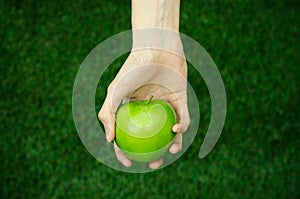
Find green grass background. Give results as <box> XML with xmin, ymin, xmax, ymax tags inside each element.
<box><xmin>1</xmin><ymin>0</ymin><xmax>299</xmax><ymax>198</ymax></box>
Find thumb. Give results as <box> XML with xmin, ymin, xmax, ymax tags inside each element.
<box><xmin>98</xmin><ymin>66</ymin><xmax>154</xmax><ymax>142</ymax></box>
<box><xmin>98</xmin><ymin>94</ymin><xmax>116</xmax><ymax>142</ymax></box>
<box><xmin>98</xmin><ymin>81</ymin><xmax>132</xmax><ymax>142</ymax></box>
<box><xmin>98</xmin><ymin>81</ymin><xmax>128</xmax><ymax>142</ymax></box>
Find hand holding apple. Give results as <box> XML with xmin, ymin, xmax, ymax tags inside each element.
<box><xmin>98</xmin><ymin>49</ymin><xmax>190</xmax><ymax>169</ymax></box>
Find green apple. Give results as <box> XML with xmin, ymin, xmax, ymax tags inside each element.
<box><xmin>115</xmin><ymin>97</ymin><xmax>176</xmax><ymax>162</ymax></box>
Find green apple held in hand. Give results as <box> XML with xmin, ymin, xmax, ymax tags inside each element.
<box><xmin>115</xmin><ymin>96</ymin><xmax>176</xmax><ymax>162</ymax></box>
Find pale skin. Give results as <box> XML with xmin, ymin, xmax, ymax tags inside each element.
<box><xmin>98</xmin><ymin>0</ymin><xmax>190</xmax><ymax>169</ymax></box>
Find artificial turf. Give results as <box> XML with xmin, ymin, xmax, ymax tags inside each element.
<box><xmin>1</xmin><ymin>0</ymin><xmax>299</xmax><ymax>198</ymax></box>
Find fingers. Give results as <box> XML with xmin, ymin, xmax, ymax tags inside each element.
<box><xmin>169</xmin><ymin>133</ymin><xmax>182</xmax><ymax>154</ymax></box>
<box><xmin>149</xmin><ymin>134</ymin><xmax>182</xmax><ymax>169</ymax></box>
<box><xmin>168</xmin><ymin>102</ymin><xmax>189</xmax><ymax>155</ymax></box>
<box><xmin>113</xmin><ymin>142</ymin><xmax>132</xmax><ymax>167</ymax></box>
<box><xmin>114</xmin><ymin>141</ymin><xmax>164</xmax><ymax>169</ymax></box>
<box><xmin>98</xmin><ymin>79</ymin><xmax>137</xmax><ymax>142</ymax></box>
<box><xmin>149</xmin><ymin>158</ymin><xmax>163</xmax><ymax>170</ymax></box>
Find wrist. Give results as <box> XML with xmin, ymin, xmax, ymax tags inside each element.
<box><xmin>132</xmin><ymin>28</ymin><xmax>184</xmax><ymax>59</ymax></box>
<box><xmin>131</xmin><ymin>0</ymin><xmax>180</xmax><ymax>31</ymax></box>
<box><xmin>130</xmin><ymin>0</ymin><xmax>185</xmax><ymax>66</ymax></box>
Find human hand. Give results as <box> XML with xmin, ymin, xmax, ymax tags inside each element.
<box><xmin>98</xmin><ymin>45</ymin><xmax>190</xmax><ymax>169</ymax></box>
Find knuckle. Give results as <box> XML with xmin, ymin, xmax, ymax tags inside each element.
<box><xmin>182</xmin><ymin>120</ymin><xmax>190</xmax><ymax>133</ymax></box>
<box><xmin>107</xmin><ymin>82</ymin><xmax>116</xmax><ymax>93</ymax></box>
<box><xmin>186</xmin><ymin>116</ymin><xmax>191</xmax><ymax>127</ymax></box>
<box><xmin>98</xmin><ymin>110</ymin><xmax>106</xmax><ymax>121</ymax></box>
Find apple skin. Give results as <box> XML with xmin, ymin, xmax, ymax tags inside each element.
<box><xmin>115</xmin><ymin>99</ymin><xmax>176</xmax><ymax>162</ymax></box>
